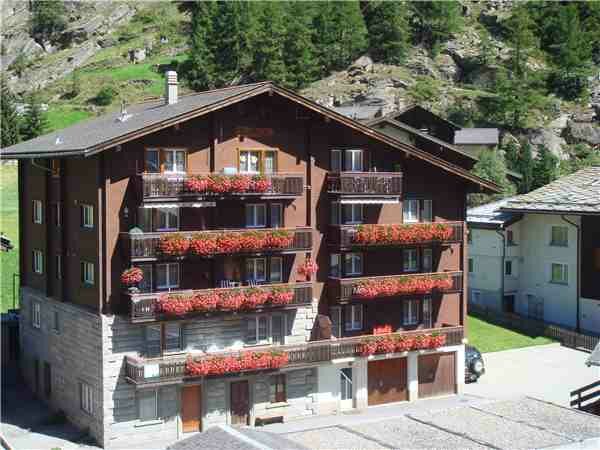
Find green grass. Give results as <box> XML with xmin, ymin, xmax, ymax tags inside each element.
<box><xmin>46</xmin><ymin>106</ymin><xmax>93</xmax><ymax>132</ymax></box>
<box><xmin>467</xmin><ymin>314</ymin><xmax>555</xmax><ymax>353</ymax></box>
<box><xmin>0</xmin><ymin>165</ymin><xmax>19</xmax><ymax>312</ymax></box>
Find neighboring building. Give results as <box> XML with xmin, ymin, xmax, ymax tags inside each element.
<box><xmin>453</xmin><ymin>128</ymin><xmax>500</xmax><ymax>159</ymax></box>
<box><xmin>1</xmin><ymin>73</ymin><xmax>497</xmax><ymax>448</ymax></box>
<box><xmin>467</xmin><ymin>166</ymin><xmax>600</xmax><ymax>334</ymax></box>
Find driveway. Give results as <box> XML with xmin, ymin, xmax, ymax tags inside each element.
<box><xmin>465</xmin><ymin>343</ymin><xmax>598</xmax><ymax>406</ymax></box>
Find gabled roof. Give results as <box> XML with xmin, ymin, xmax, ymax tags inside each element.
<box><xmin>391</xmin><ymin>104</ymin><xmax>462</xmax><ymax>130</ymax></box>
<box><xmin>502</xmin><ymin>166</ymin><xmax>600</xmax><ymax>215</ymax></box>
<box><xmin>467</xmin><ymin>197</ymin><xmax>522</xmax><ymax>229</ymax></box>
<box><xmin>0</xmin><ymin>81</ymin><xmax>500</xmax><ymax>193</ymax></box>
<box><xmin>454</xmin><ymin>128</ymin><xmax>499</xmax><ymax>145</ymax></box>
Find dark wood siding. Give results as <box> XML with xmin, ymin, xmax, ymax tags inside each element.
<box><xmin>418</xmin><ymin>352</ymin><xmax>456</xmax><ymax>399</ymax></box>
<box><xmin>367</xmin><ymin>358</ymin><xmax>408</xmax><ymax>405</ymax></box>
<box><xmin>581</xmin><ymin>216</ymin><xmax>600</xmax><ymax>301</ymax></box>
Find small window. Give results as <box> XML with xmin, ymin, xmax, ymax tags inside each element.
<box><xmin>52</xmin><ymin>310</ymin><xmax>60</xmax><ymax>333</ymax></box>
<box><xmin>344</xmin><ymin>149</ymin><xmax>363</xmax><ymax>172</ymax></box>
<box><xmin>330</xmin><ymin>254</ymin><xmax>341</xmax><ymax>277</ymax></box>
<box><xmin>270</xmin><ymin>204</ymin><xmax>283</xmax><ymax>228</ymax></box>
<box><xmin>53</xmin><ymin>203</ymin><xmax>62</xmax><ymax>227</ymax></box>
<box><xmin>32</xmin><ymin>302</ymin><xmax>41</xmax><ymax>329</ymax></box>
<box><xmin>33</xmin><ymin>200</ymin><xmax>43</xmax><ymax>224</ymax></box>
<box><xmin>163</xmin><ymin>149</ymin><xmax>186</xmax><ymax>174</ymax></box>
<box><xmin>505</xmin><ymin>260</ymin><xmax>513</xmax><ymax>276</ymax></box>
<box><xmin>156</xmin><ymin>208</ymin><xmax>179</xmax><ymax>231</ymax></box>
<box><xmin>246</xmin><ymin>258</ymin><xmax>266</xmax><ymax>283</ymax></box>
<box><xmin>271</xmin><ymin>314</ymin><xmax>285</xmax><ymax>345</ymax></box>
<box><xmin>164</xmin><ymin>323</ymin><xmax>182</xmax><ymax>354</ymax></box>
<box><xmin>330</xmin><ymin>306</ymin><xmax>342</xmax><ymax>338</ymax></box>
<box><xmin>138</xmin><ymin>389</ymin><xmax>158</xmax><ymax>421</ymax></box>
<box><xmin>550</xmin><ymin>263</ymin><xmax>568</xmax><ymax>284</ymax></box>
<box><xmin>156</xmin><ymin>263</ymin><xmax>179</xmax><ymax>290</ymax></box>
<box><xmin>239</xmin><ymin>150</ymin><xmax>261</xmax><ymax>173</ymax></box>
<box><xmin>403</xmin><ymin>299</ymin><xmax>419</xmax><ymax>325</ymax></box>
<box><xmin>246</xmin><ymin>204</ymin><xmax>267</xmax><ymax>228</ymax></box>
<box><xmin>331</xmin><ymin>149</ymin><xmax>342</xmax><ymax>172</ymax></box>
<box><xmin>80</xmin><ymin>382</ymin><xmax>93</xmax><ymax>415</ymax></box>
<box><xmin>81</xmin><ymin>204</ymin><xmax>94</xmax><ymax>229</ymax></box>
<box><xmin>342</xmin><ymin>204</ymin><xmax>363</xmax><ymax>225</ymax></box>
<box><xmin>344</xmin><ymin>253</ymin><xmax>363</xmax><ymax>276</ymax></box>
<box><xmin>421</xmin><ymin>199</ymin><xmax>433</xmax><ymax>222</ymax></box>
<box><xmin>138</xmin><ymin>264</ymin><xmax>153</xmax><ymax>293</ymax></box>
<box><xmin>270</xmin><ymin>257</ymin><xmax>283</xmax><ymax>283</ymax></box>
<box><xmin>33</xmin><ymin>250</ymin><xmax>44</xmax><ymax>274</ymax></box>
<box><xmin>468</xmin><ymin>258</ymin><xmax>474</xmax><ymax>274</ymax></box>
<box><xmin>344</xmin><ymin>304</ymin><xmax>362</xmax><ymax>331</ymax></box>
<box><xmin>55</xmin><ymin>254</ymin><xmax>62</xmax><ymax>280</ymax></box>
<box><xmin>403</xmin><ymin>199</ymin><xmax>419</xmax><ymax>223</ymax></box>
<box><xmin>550</xmin><ymin>226</ymin><xmax>568</xmax><ymax>247</ymax></box>
<box><xmin>145</xmin><ymin>149</ymin><xmax>160</xmax><ymax>173</ymax></box>
<box><xmin>423</xmin><ymin>248</ymin><xmax>433</xmax><ymax>273</ymax></box>
<box><xmin>403</xmin><ymin>249</ymin><xmax>418</xmax><ymax>272</ymax></box>
<box><xmin>423</xmin><ymin>297</ymin><xmax>432</xmax><ymax>328</ymax></box>
<box><xmin>246</xmin><ymin>316</ymin><xmax>269</xmax><ymax>345</ymax></box>
<box><xmin>270</xmin><ymin>374</ymin><xmax>286</xmax><ymax>403</ymax></box>
<box><xmin>81</xmin><ymin>261</ymin><xmax>95</xmax><ymax>286</ymax></box>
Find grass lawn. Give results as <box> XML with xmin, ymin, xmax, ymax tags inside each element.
<box><xmin>0</xmin><ymin>165</ymin><xmax>19</xmax><ymax>312</ymax></box>
<box><xmin>467</xmin><ymin>314</ymin><xmax>555</xmax><ymax>353</ymax></box>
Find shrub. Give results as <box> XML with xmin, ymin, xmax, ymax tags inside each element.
<box><xmin>547</xmin><ymin>69</ymin><xmax>588</xmax><ymax>101</ymax></box>
<box><xmin>92</xmin><ymin>86</ymin><xmax>117</xmax><ymax>106</ymax></box>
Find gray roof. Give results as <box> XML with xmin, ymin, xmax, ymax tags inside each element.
<box><xmin>454</xmin><ymin>128</ymin><xmax>500</xmax><ymax>145</ymax></box>
<box><xmin>332</xmin><ymin>104</ymin><xmax>383</xmax><ymax>121</ymax></box>
<box><xmin>467</xmin><ymin>197</ymin><xmax>520</xmax><ymax>228</ymax></box>
<box><xmin>0</xmin><ymin>83</ymin><xmax>271</xmax><ymax>158</ymax></box>
<box><xmin>502</xmin><ymin>166</ymin><xmax>600</xmax><ymax>215</ymax></box>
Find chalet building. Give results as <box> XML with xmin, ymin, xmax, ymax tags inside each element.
<box><xmin>1</xmin><ymin>73</ymin><xmax>498</xmax><ymax>448</ymax></box>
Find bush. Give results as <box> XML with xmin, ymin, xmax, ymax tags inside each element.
<box><xmin>92</xmin><ymin>86</ymin><xmax>117</xmax><ymax>106</ymax></box>
<box><xmin>8</xmin><ymin>54</ymin><xmax>28</xmax><ymax>77</ymax></box>
<box><xmin>409</xmin><ymin>77</ymin><xmax>440</xmax><ymax>103</ymax></box>
<box><xmin>548</xmin><ymin>70</ymin><xmax>588</xmax><ymax>100</ymax></box>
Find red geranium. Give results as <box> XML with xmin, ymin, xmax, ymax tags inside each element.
<box><xmin>189</xmin><ymin>233</ymin><xmax>219</xmax><ymax>256</ymax></box>
<box><xmin>243</xmin><ymin>289</ymin><xmax>270</xmax><ymax>309</ymax></box>
<box><xmin>269</xmin><ymin>288</ymin><xmax>294</xmax><ymax>305</ymax></box>
<box><xmin>358</xmin><ymin>333</ymin><xmax>445</xmax><ymax>356</ymax></box>
<box><xmin>265</xmin><ymin>230</ymin><xmax>294</xmax><ymax>249</ymax></box>
<box><xmin>297</xmin><ymin>259</ymin><xmax>318</xmax><ymax>280</ymax></box>
<box><xmin>373</xmin><ymin>324</ymin><xmax>393</xmax><ymax>335</ymax></box>
<box><xmin>157</xmin><ymin>294</ymin><xmax>193</xmax><ymax>316</ymax></box>
<box><xmin>352</xmin><ymin>223</ymin><xmax>454</xmax><ymax>246</ymax></box>
<box><xmin>121</xmin><ymin>267</ymin><xmax>143</xmax><ymax>286</ymax></box>
<box><xmin>158</xmin><ymin>233</ymin><xmax>190</xmax><ymax>256</ymax></box>
<box><xmin>185</xmin><ymin>350</ymin><xmax>289</xmax><ymax>376</ymax></box>
<box><xmin>354</xmin><ymin>274</ymin><xmax>453</xmax><ymax>299</ymax></box>
<box><xmin>249</xmin><ymin>175</ymin><xmax>272</xmax><ymax>193</ymax></box>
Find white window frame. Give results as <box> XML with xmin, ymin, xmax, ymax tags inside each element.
<box><xmin>246</xmin><ymin>314</ymin><xmax>287</xmax><ymax>346</ymax></box>
<box><xmin>246</xmin><ymin>257</ymin><xmax>267</xmax><ymax>283</ymax></box>
<box><xmin>550</xmin><ymin>226</ymin><xmax>568</xmax><ymax>247</ymax></box>
<box><xmin>145</xmin><ymin>148</ymin><xmax>160</xmax><ymax>173</ymax></box>
<box><xmin>155</xmin><ymin>208</ymin><xmax>180</xmax><ymax>232</ymax></box>
<box><xmin>403</xmin><ymin>248</ymin><xmax>418</xmax><ymax>272</ymax></box>
<box><xmin>239</xmin><ymin>150</ymin><xmax>261</xmax><ymax>174</ymax></box>
<box><xmin>343</xmin><ymin>204</ymin><xmax>363</xmax><ymax>225</ymax></box>
<box><xmin>81</xmin><ymin>204</ymin><xmax>94</xmax><ymax>229</ymax></box>
<box><xmin>421</xmin><ymin>199</ymin><xmax>433</xmax><ymax>222</ymax></box>
<box><xmin>33</xmin><ymin>250</ymin><xmax>44</xmax><ymax>274</ymax></box>
<box><xmin>423</xmin><ymin>248</ymin><xmax>433</xmax><ymax>273</ymax></box>
<box><xmin>270</xmin><ymin>257</ymin><xmax>283</xmax><ymax>283</ymax></box>
<box><xmin>32</xmin><ymin>302</ymin><xmax>41</xmax><ymax>329</ymax></box>
<box><xmin>80</xmin><ymin>382</ymin><xmax>93</xmax><ymax>415</ymax></box>
<box><xmin>82</xmin><ymin>261</ymin><xmax>94</xmax><ymax>286</ymax></box>
<box><xmin>331</xmin><ymin>149</ymin><xmax>342</xmax><ymax>172</ymax></box>
<box><xmin>423</xmin><ymin>297</ymin><xmax>432</xmax><ymax>328</ymax></box>
<box><xmin>270</xmin><ymin>203</ymin><xmax>283</xmax><ymax>228</ymax></box>
<box><xmin>344</xmin><ymin>149</ymin><xmax>364</xmax><ymax>172</ymax></box>
<box><xmin>344</xmin><ymin>304</ymin><xmax>363</xmax><ymax>331</ymax></box>
<box><xmin>246</xmin><ymin>203</ymin><xmax>267</xmax><ymax>228</ymax></box>
<box><xmin>330</xmin><ymin>253</ymin><xmax>341</xmax><ymax>277</ymax></box>
<box><xmin>330</xmin><ymin>306</ymin><xmax>342</xmax><ymax>337</ymax></box>
<box><xmin>156</xmin><ymin>263</ymin><xmax>180</xmax><ymax>290</ymax></box>
<box><xmin>403</xmin><ymin>299</ymin><xmax>419</xmax><ymax>326</ymax></box>
<box><xmin>550</xmin><ymin>262</ymin><xmax>568</xmax><ymax>285</ymax></box>
<box><xmin>163</xmin><ymin>149</ymin><xmax>186</xmax><ymax>174</ymax></box>
<box><xmin>344</xmin><ymin>253</ymin><xmax>363</xmax><ymax>277</ymax></box>
<box><xmin>137</xmin><ymin>389</ymin><xmax>158</xmax><ymax>421</ymax></box>
<box><xmin>33</xmin><ymin>200</ymin><xmax>43</xmax><ymax>224</ymax></box>
<box><xmin>403</xmin><ymin>199</ymin><xmax>419</xmax><ymax>223</ymax></box>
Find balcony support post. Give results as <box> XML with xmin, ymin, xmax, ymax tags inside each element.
<box><xmin>407</xmin><ymin>352</ymin><xmax>419</xmax><ymax>401</ymax></box>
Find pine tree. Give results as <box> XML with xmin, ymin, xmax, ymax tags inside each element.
<box><xmin>515</xmin><ymin>141</ymin><xmax>534</xmax><ymax>194</ymax></box>
<box><xmin>251</xmin><ymin>2</ymin><xmax>287</xmax><ymax>84</ymax></box>
<box><xmin>21</xmin><ymin>91</ymin><xmax>48</xmax><ymax>141</ymax></box>
<box><xmin>469</xmin><ymin>150</ymin><xmax>516</xmax><ymax>206</ymax></box>
<box><xmin>1</xmin><ymin>76</ymin><xmax>21</xmax><ymax>147</ymax></box>
<box><xmin>283</xmin><ymin>2</ymin><xmax>317</xmax><ymax>89</ymax></box>
<box><xmin>504</xmin><ymin>5</ymin><xmax>537</xmax><ymax>78</ymax></box>
<box><xmin>30</xmin><ymin>0</ymin><xmax>66</xmax><ymax>41</ymax></box>
<box><xmin>186</xmin><ymin>1</ymin><xmax>217</xmax><ymax>91</ymax></box>
<box><xmin>363</xmin><ymin>1</ymin><xmax>410</xmax><ymax>64</ymax></box>
<box><xmin>551</xmin><ymin>4</ymin><xmax>592</xmax><ymax>72</ymax></box>
<box><xmin>213</xmin><ymin>1</ymin><xmax>252</xmax><ymax>86</ymax></box>
<box><xmin>532</xmin><ymin>145</ymin><xmax>559</xmax><ymax>190</ymax></box>
<box><xmin>410</xmin><ymin>1</ymin><xmax>463</xmax><ymax>53</ymax></box>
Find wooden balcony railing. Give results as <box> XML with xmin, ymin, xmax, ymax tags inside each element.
<box><xmin>129</xmin><ymin>282</ymin><xmax>313</xmax><ymax>323</ymax></box>
<box><xmin>124</xmin><ymin>325</ymin><xmax>464</xmax><ymax>384</ymax></box>
<box><xmin>327</xmin><ymin>172</ymin><xmax>402</xmax><ymax>196</ymax></box>
<box><xmin>121</xmin><ymin>227</ymin><xmax>313</xmax><ymax>260</ymax></box>
<box><xmin>140</xmin><ymin>173</ymin><xmax>305</xmax><ymax>199</ymax></box>
<box><xmin>329</xmin><ymin>222</ymin><xmax>464</xmax><ymax>249</ymax></box>
<box><xmin>328</xmin><ymin>271</ymin><xmax>463</xmax><ymax>303</ymax></box>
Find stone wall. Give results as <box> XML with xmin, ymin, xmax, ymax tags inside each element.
<box><xmin>19</xmin><ymin>288</ymin><xmax>105</xmax><ymax>446</ymax></box>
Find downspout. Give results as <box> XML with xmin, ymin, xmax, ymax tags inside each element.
<box><xmin>561</xmin><ymin>215</ymin><xmax>580</xmax><ymax>332</ymax></box>
<box><xmin>495</xmin><ymin>228</ymin><xmax>506</xmax><ymax>311</ymax></box>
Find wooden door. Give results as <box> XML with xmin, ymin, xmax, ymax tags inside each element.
<box><xmin>418</xmin><ymin>352</ymin><xmax>456</xmax><ymax>399</ymax></box>
<box><xmin>181</xmin><ymin>385</ymin><xmax>202</xmax><ymax>433</ymax></box>
<box><xmin>230</xmin><ymin>380</ymin><xmax>250</xmax><ymax>426</ymax></box>
<box><xmin>367</xmin><ymin>358</ymin><xmax>407</xmax><ymax>406</ymax></box>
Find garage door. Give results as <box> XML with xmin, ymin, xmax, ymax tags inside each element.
<box><xmin>368</xmin><ymin>358</ymin><xmax>407</xmax><ymax>406</ymax></box>
<box><xmin>418</xmin><ymin>352</ymin><xmax>456</xmax><ymax>399</ymax></box>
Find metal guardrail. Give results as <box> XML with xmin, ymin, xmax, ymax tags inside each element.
<box><xmin>571</xmin><ymin>380</ymin><xmax>600</xmax><ymax>413</ymax></box>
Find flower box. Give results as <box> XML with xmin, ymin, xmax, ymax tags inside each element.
<box><xmin>352</xmin><ymin>223</ymin><xmax>454</xmax><ymax>246</ymax></box>
<box><xmin>121</xmin><ymin>267</ymin><xmax>143</xmax><ymax>286</ymax></box>
<box><xmin>185</xmin><ymin>350</ymin><xmax>289</xmax><ymax>376</ymax></box>
<box><xmin>353</xmin><ymin>274</ymin><xmax>454</xmax><ymax>299</ymax></box>
<box><xmin>158</xmin><ymin>233</ymin><xmax>190</xmax><ymax>256</ymax></box>
<box><xmin>184</xmin><ymin>174</ymin><xmax>272</xmax><ymax>195</ymax></box>
<box><xmin>359</xmin><ymin>332</ymin><xmax>446</xmax><ymax>356</ymax></box>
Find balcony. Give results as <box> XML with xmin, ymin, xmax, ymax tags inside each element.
<box><xmin>327</xmin><ymin>172</ymin><xmax>402</xmax><ymax>197</ymax></box>
<box><xmin>129</xmin><ymin>282</ymin><xmax>313</xmax><ymax>323</ymax></box>
<box><xmin>140</xmin><ymin>173</ymin><xmax>305</xmax><ymax>201</ymax></box>
<box><xmin>328</xmin><ymin>271</ymin><xmax>463</xmax><ymax>303</ymax></box>
<box><xmin>124</xmin><ymin>325</ymin><xmax>464</xmax><ymax>385</ymax></box>
<box><xmin>121</xmin><ymin>227</ymin><xmax>313</xmax><ymax>261</ymax></box>
<box><xmin>329</xmin><ymin>222</ymin><xmax>464</xmax><ymax>249</ymax></box>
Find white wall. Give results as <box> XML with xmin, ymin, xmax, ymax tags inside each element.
<box><xmin>580</xmin><ymin>298</ymin><xmax>600</xmax><ymax>335</ymax></box>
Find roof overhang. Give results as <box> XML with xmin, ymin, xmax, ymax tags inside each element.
<box><xmin>501</xmin><ymin>207</ymin><xmax>600</xmax><ymax>216</ymax></box>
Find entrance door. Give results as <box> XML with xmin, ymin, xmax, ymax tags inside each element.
<box><xmin>367</xmin><ymin>358</ymin><xmax>407</xmax><ymax>406</ymax></box>
<box><xmin>418</xmin><ymin>352</ymin><xmax>456</xmax><ymax>399</ymax></box>
<box><xmin>340</xmin><ymin>368</ymin><xmax>353</xmax><ymax>410</ymax></box>
<box><xmin>503</xmin><ymin>295</ymin><xmax>515</xmax><ymax>313</ymax></box>
<box><xmin>230</xmin><ymin>381</ymin><xmax>250</xmax><ymax>426</ymax></box>
<box><xmin>181</xmin><ymin>385</ymin><xmax>202</xmax><ymax>433</ymax></box>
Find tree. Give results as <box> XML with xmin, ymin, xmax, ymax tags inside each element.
<box><xmin>363</xmin><ymin>1</ymin><xmax>410</xmax><ymax>64</ymax></box>
<box><xmin>251</xmin><ymin>2</ymin><xmax>287</xmax><ymax>84</ymax></box>
<box><xmin>21</xmin><ymin>92</ymin><xmax>48</xmax><ymax>141</ymax></box>
<box><xmin>515</xmin><ymin>141</ymin><xmax>535</xmax><ymax>194</ymax></box>
<box><xmin>30</xmin><ymin>0</ymin><xmax>67</xmax><ymax>41</ymax></box>
<box><xmin>550</xmin><ymin>4</ymin><xmax>592</xmax><ymax>72</ymax></box>
<box><xmin>283</xmin><ymin>2</ymin><xmax>317</xmax><ymax>89</ymax></box>
<box><xmin>410</xmin><ymin>1</ymin><xmax>463</xmax><ymax>53</ymax></box>
<box><xmin>1</xmin><ymin>76</ymin><xmax>21</xmax><ymax>147</ymax></box>
<box><xmin>532</xmin><ymin>145</ymin><xmax>559</xmax><ymax>190</ymax></box>
<box><xmin>469</xmin><ymin>150</ymin><xmax>516</xmax><ymax>206</ymax></box>
<box><xmin>504</xmin><ymin>5</ymin><xmax>537</xmax><ymax>78</ymax></box>
<box><xmin>186</xmin><ymin>1</ymin><xmax>217</xmax><ymax>91</ymax></box>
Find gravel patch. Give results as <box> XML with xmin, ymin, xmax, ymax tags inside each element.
<box><xmin>284</xmin><ymin>426</ymin><xmax>388</xmax><ymax>450</ymax></box>
<box><xmin>474</xmin><ymin>397</ymin><xmax>600</xmax><ymax>441</ymax></box>
<box><xmin>410</xmin><ymin>405</ymin><xmax>571</xmax><ymax>449</ymax></box>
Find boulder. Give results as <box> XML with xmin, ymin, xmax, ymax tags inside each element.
<box><xmin>565</xmin><ymin>121</ymin><xmax>600</xmax><ymax>145</ymax></box>
<box><xmin>526</xmin><ymin>129</ymin><xmax>568</xmax><ymax>160</ymax></box>
<box><xmin>348</xmin><ymin>55</ymin><xmax>373</xmax><ymax>76</ymax></box>
<box><xmin>435</xmin><ymin>53</ymin><xmax>461</xmax><ymax>82</ymax></box>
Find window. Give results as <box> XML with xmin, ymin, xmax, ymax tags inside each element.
<box><xmin>53</xmin><ymin>203</ymin><xmax>62</xmax><ymax>227</ymax></box>
<box><xmin>342</xmin><ymin>204</ymin><xmax>363</xmax><ymax>225</ymax></box>
<box><xmin>421</xmin><ymin>199</ymin><xmax>433</xmax><ymax>223</ymax></box>
<box><xmin>344</xmin><ymin>305</ymin><xmax>362</xmax><ymax>331</ymax></box>
<box><xmin>270</xmin><ymin>257</ymin><xmax>283</xmax><ymax>283</ymax></box>
<box><xmin>423</xmin><ymin>248</ymin><xmax>433</xmax><ymax>272</ymax></box>
<box><xmin>80</xmin><ymin>382</ymin><xmax>93</xmax><ymax>415</ymax></box>
<box><xmin>550</xmin><ymin>226</ymin><xmax>568</xmax><ymax>247</ymax></box>
<box><xmin>55</xmin><ymin>254</ymin><xmax>62</xmax><ymax>280</ymax></box>
<box><xmin>505</xmin><ymin>260</ymin><xmax>513</xmax><ymax>276</ymax></box>
<box><xmin>52</xmin><ymin>310</ymin><xmax>60</xmax><ymax>333</ymax></box>
<box><xmin>423</xmin><ymin>297</ymin><xmax>432</xmax><ymax>328</ymax></box>
<box><xmin>81</xmin><ymin>204</ymin><xmax>94</xmax><ymax>229</ymax></box>
<box><xmin>81</xmin><ymin>261</ymin><xmax>94</xmax><ymax>286</ymax></box>
<box><xmin>467</xmin><ymin>230</ymin><xmax>473</xmax><ymax>244</ymax></box>
<box><xmin>270</xmin><ymin>204</ymin><xmax>283</xmax><ymax>228</ymax></box>
<box><xmin>550</xmin><ymin>263</ymin><xmax>568</xmax><ymax>284</ymax></box>
<box><xmin>33</xmin><ymin>250</ymin><xmax>44</xmax><ymax>274</ymax></box>
<box><xmin>344</xmin><ymin>253</ymin><xmax>363</xmax><ymax>276</ymax></box>
<box><xmin>146</xmin><ymin>323</ymin><xmax>182</xmax><ymax>357</ymax></box>
<box><xmin>468</xmin><ymin>258</ymin><xmax>474</xmax><ymax>274</ymax></box>
<box><xmin>32</xmin><ymin>302</ymin><xmax>41</xmax><ymax>329</ymax></box>
<box><xmin>330</xmin><ymin>306</ymin><xmax>342</xmax><ymax>338</ymax></box>
<box><xmin>527</xmin><ymin>295</ymin><xmax>544</xmax><ymax>320</ymax></box>
<box><xmin>330</xmin><ymin>254</ymin><xmax>341</xmax><ymax>277</ymax></box>
<box><xmin>156</xmin><ymin>208</ymin><xmax>179</xmax><ymax>231</ymax></box>
<box><xmin>246</xmin><ymin>258</ymin><xmax>266</xmax><ymax>282</ymax></box>
<box><xmin>331</xmin><ymin>149</ymin><xmax>342</xmax><ymax>172</ymax></box>
<box><xmin>246</xmin><ymin>204</ymin><xmax>267</xmax><ymax>228</ymax></box>
<box><xmin>138</xmin><ymin>389</ymin><xmax>158</xmax><ymax>421</ymax></box>
<box><xmin>506</xmin><ymin>229</ymin><xmax>515</xmax><ymax>245</ymax></box>
<box><xmin>271</xmin><ymin>314</ymin><xmax>284</xmax><ymax>345</ymax></box>
<box><xmin>403</xmin><ymin>249</ymin><xmax>418</xmax><ymax>272</ymax></box>
<box><xmin>51</xmin><ymin>159</ymin><xmax>61</xmax><ymax>177</ymax></box>
<box><xmin>403</xmin><ymin>199</ymin><xmax>419</xmax><ymax>223</ymax></box>
<box><xmin>163</xmin><ymin>149</ymin><xmax>186</xmax><ymax>174</ymax></box>
<box><xmin>239</xmin><ymin>150</ymin><xmax>277</xmax><ymax>174</ymax></box>
<box><xmin>344</xmin><ymin>149</ymin><xmax>363</xmax><ymax>172</ymax></box>
<box><xmin>247</xmin><ymin>316</ymin><xmax>269</xmax><ymax>345</ymax></box>
<box><xmin>270</xmin><ymin>374</ymin><xmax>286</xmax><ymax>403</ymax></box>
<box><xmin>156</xmin><ymin>263</ymin><xmax>179</xmax><ymax>290</ymax></box>
<box><xmin>145</xmin><ymin>149</ymin><xmax>160</xmax><ymax>173</ymax></box>
<box><xmin>403</xmin><ymin>299</ymin><xmax>419</xmax><ymax>325</ymax></box>
<box><xmin>33</xmin><ymin>200</ymin><xmax>43</xmax><ymax>224</ymax></box>
<box><xmin>138</xmin><ymin>264</ymin><xmax>153</xmax><ymax>293</ymax></box>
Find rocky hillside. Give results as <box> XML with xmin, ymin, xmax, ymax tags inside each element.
<box><xmin>1</xmin><ymin>1</ymin><xmax>598</xmax><ymax>157</ymax></box>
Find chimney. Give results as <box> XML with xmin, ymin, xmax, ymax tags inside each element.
<box><xmin>165</xmin><ymin>70</ymin><xmax>178</xmax><ymax>105</ymax></box>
